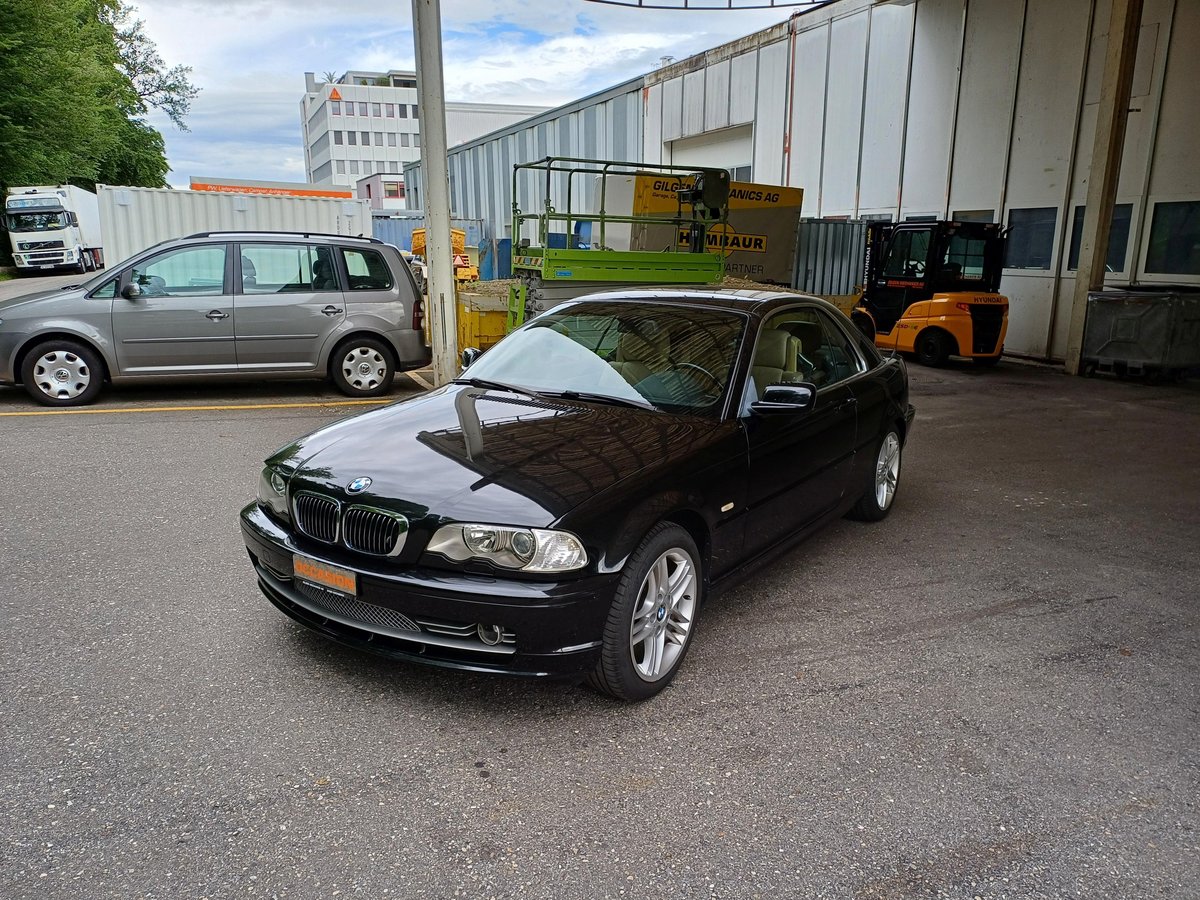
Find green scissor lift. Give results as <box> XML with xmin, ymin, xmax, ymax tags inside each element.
<box><xmin>506</xmin><ymin>156</ymin><xmax>732</xmax><ymax>331</ymax></box>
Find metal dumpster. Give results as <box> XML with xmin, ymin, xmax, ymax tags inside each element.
<box><xmin>1083</xmin><ymin>290</ymin><xmax>1200</xmax><ymax>380</ymax></box>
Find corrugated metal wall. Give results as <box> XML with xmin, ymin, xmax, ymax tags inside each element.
<box><xmin>96</xmin><ymin>186</ymin><xmax>373</xmax><ymax>266</ymax></box>
<box><xmin>403</xmin><ymin>79</ymin><xmax>644</xmax><ymax>244</ymax></box>
<box><xmin>792</xmin><ymin>219</ymin><xmax>867</xmax><ymax>296</ymax></box>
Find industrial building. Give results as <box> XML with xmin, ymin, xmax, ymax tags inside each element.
<box><xmin>300</xmin><ymin>70</ymin><xmax>548</xmax><ymax>193</ymax></box>
<box><xmin>404</xmin><ymin>0</ymin><xmax>1198</xmax><ymax>361</ymax></box>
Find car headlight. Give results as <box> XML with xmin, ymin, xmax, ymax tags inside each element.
<box><xmin>257</xmin><ymin>466</ymin><xmax>290</xmax><ymax>523</ymax></box>
<box><xmin>426</xmin><ymin>523</ymin><xmax>588</xmax><ymax>573</ymax></box>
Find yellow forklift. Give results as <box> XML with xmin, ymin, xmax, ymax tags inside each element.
<box><xmin>848</xmin><ymin>220</ymin><xmax>1008</xmax><ymax>366</ymax></box>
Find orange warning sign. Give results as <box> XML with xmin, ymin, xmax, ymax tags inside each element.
<box><xmin>329</xmin><ymin>87</ymin><xmax>342</xmax><ymax>100</ymax></box>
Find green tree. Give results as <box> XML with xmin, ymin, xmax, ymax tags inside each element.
<box><xmin>0</xmin><ymin>0</ymin><xmax>195</xmax><ymax>193</ymax></box>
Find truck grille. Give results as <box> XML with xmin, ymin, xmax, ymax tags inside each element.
<box><xmin>969</xmin><ymin>305</ymin><xmax>1005</xmax><ymax>354</ymax></box>
<box><xmin>293</xmin><ymin>492</ymin><xmax>408</xmax><ymax>556</ymax></box>
<box><xmin>343</xmin><ymin>506</ymin><xmax>408</xmax><ymax>556</ymax></box>
<box><xmin>294</xmin><ymin>492</ymin><xmax>340</xmax><ymax>543</ymax></box>
<box><xmin>19</xmin><ymin>240</ymin><xmax>65</xmax><ymax>251</ymax></box>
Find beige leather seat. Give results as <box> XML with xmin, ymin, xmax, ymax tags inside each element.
<box><xmin>610</xmin><ymin>329</ymin><xmax>668</xmax><ymax>385</ymax></box>
<box><xmin>778</xmin><ymin>320</ymin><xmax>828</xmax><ymax>385</ymax></box>
<box><xmin>751</xmin><ymin>328</ymin><xmax>801</xmax><ymax>397</ymax></box>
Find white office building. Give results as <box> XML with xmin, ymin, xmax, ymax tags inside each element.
<box><xmin>300</xmin><ymin>70</ymin><xmax>547</xmax><ymax>196</ymax></box>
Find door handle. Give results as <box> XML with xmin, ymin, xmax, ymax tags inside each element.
<box><xmin>322</xmin><ymin>305</ymin><xmax>343</xmax><ymax>316</ymax></box>
<box><xmin>837</xmin><ymin>398</ymin><xmax>858</xmax><ymax>413</ymax></box>
<box><xmin>205</xmin><ymin>309</ymin><xmax>229</xmax><ymax>321</ymax></box>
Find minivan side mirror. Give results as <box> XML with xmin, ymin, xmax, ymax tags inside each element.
<box><xmin>461</xmin><ymin>347</ymin><xmax>482</xmax><ymax>368</ymax></box>
<box><xmin>751</xmin><ymin>383</ymin><xmax>817</xmax><ymax>416</ymax></box>
<box><xmin>122</xmin><ymin>283</ymin><xmax>143</xmax><ymax>300</ymax></box>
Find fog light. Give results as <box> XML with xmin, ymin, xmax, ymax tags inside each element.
<box><xmin>477</xmin><ymin>624</ymin><xmax>503</xmax><ymax>646</ymax></box>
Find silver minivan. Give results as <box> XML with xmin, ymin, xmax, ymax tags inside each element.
<box><xmin>0</xmin><ymin>231</ymin><xmax>430</xmax><ymax>406</ymax></box>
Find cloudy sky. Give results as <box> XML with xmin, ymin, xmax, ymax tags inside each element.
<box><xmin>133</xmin><ymin>0</ymin><xmax>803</xmax><ymax>187</ymax></box>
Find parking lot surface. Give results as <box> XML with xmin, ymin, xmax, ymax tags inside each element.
<box><xmin>1</xmin><ymin>353</ymin><xmax>1197</xmax><ymax>898</ymax></box>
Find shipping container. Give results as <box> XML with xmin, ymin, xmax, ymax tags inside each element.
<box><xmin>96</xmin><ymin>185</ymin><xmax>373</xmax><ymax>267</ymax></box>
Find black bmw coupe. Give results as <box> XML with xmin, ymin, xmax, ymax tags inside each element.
<box><xmin>241</xmin><ymin>290</ymin><xmax>914</xmax><ymax>700</ymax></box>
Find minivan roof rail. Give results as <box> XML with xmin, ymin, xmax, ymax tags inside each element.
<box><xmin>182</xmin><ymin>231</ymin><xmax>379</xmax><ymax>242</ymax></box>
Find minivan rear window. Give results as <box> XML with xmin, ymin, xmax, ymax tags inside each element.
<box><xmin>341</xmin><ymin>248</ymin><xmax>394</xmax><ymax>291</ymax></box>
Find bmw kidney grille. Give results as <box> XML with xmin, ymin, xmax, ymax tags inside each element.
<box><xmin>294</xmin><ymin>492</ymin><xmax>408</xmax><ymax>556</ymax></box>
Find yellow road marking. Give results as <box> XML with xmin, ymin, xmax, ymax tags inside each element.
<box><xmin>0</xmin><ymin>399</ymin><xmax>393</xmax><ymax>418</ymax></box>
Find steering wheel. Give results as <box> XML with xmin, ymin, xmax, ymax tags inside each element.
<box><xmin>905</xmin><ymin>260</ymin><xmax>926</xmax><ymax>277</ymax></box>
<box><xmin>671</xmin><ymin>362</ymin><xmax>723</xmax><ymax>392</ymax></box>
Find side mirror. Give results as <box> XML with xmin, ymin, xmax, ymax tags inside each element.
<box><xmin>122</xmin><ymin>283</ymin><xmax>142</xmax><ymax>300</ymax></box>
<box><xmin>461</xmin><ymin>347</ymin><xmax>482</xmax><ymax>368</ymax></box>
<box><xmin>751</xmin><ymin>383</ymin><xmax>817</xmax><ymax>416</ymax></box>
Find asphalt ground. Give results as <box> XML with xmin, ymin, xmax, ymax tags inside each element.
<box><xmin>1</xmin><ymin>297</ymin><xmax>1198</xmax><ymax>897</ymax></box>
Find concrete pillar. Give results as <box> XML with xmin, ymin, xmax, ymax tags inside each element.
<box><xmin>1064</xmin><ymin>0</ymin><xmax>1144</xmax><ymax>375</ymax></box>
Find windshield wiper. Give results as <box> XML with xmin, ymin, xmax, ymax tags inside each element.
<box><xmin>540</xmin><ymin>389</ymin><xmax>657</xmax><ymax>411</ymax></box>
<box><xmin>452</xmin><ymin>377</ymin><xmax>538</xmax><ymax>395</ymax></box>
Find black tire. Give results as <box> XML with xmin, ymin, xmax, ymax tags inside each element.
<box><xmin>587</xmin><ymin>523</ymin><xmax>702</xmax><ymax>701</ymax></box>
<box><xmin>330</xmin><ymin>336</ymin><xmax>396</xmax><ymax>397</ymax></box>
<box><xmin>972</xmin><ymin>354</ymin><xmax>1001</xmax><ymax>368</ymax></box>
<box><xmin>847</xmin><ymin>428</ymin><xmax>902</xmax><ymax>522</ymax></box>
<box><xmin>21</xmin><ymin>339</ymin><xmax>105</xmax><ymax>407</ymax></box>
<box><xmin>914</xmin><ymin>329</ymin><xmax>952</xmax><ymax>367</ymax></box>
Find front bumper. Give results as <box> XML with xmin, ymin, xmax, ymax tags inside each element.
<box><xmin>240</xmin><ymin>503</ymin><xmax>617</xmax><ymax>677</ymax></box>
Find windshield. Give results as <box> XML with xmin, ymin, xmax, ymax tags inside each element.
<box><xmin>6</xmin><ymin>211</ymin><xmax>68</xmax><ymax>232</ymax></box>
<box><xmin>462</xmin><ymin>302</ymin><xmax>747</xmax><ymax>416</ymax></box>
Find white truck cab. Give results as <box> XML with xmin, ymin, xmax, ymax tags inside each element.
<box><xmin>5</xmin><ymin>185</ymin><xmax>104</xmax><ymax>274</ymax></box>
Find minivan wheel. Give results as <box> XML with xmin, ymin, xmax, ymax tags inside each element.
<box><xmin>332</xmin><ymin>337</ymin><xmax>396</xmax><ymax>397</ymax></box>
<box><xmin>587</xmin><ymin>523</ymin><xmax>701</xmax><ymax>701</ymax></box>
<box><xmin>21</xmin><ymin>340</ymin><xmax>105</xmax><ymax>407</ymax></box>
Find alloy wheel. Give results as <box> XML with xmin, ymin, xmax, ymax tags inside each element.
<box><xmin>629</xmin><ymin>548</ymin><xmax>697</xmax><ymax>682</ymax></box>
<box><xmin>875</xmin><ymin>432</ymin><xmax>901</xmax><ymax>510</ymax></box>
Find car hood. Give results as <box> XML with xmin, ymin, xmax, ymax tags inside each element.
<box><xmin>0</xmin><ymin>284</ymin><xmax>88</xmax><ymax>316</ymax></box>
<box><xmin>273</xmin><ymin>384</ymin><xmax>722</xmax><ymax>528</ymax></box>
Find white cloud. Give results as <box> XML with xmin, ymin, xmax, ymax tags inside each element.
<box><xmin>127</xmin><ymin>0</ymin><xmax>799</xmax><ymax>185</ymax></box>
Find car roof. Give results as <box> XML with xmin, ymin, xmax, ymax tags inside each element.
<box><xmin>559</xmin><ymin>287</ymin><xmax>840</xmax><ymax>316</ymax></box>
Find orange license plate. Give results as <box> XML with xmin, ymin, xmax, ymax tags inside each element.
<box><xmin>293</xmin><ymin>554</ymin><xmax>357</xmax><ymax>596</ymax></box>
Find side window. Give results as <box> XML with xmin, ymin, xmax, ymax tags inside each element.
<box><xmin>130</xmin><ymin>245</ymin><xmax>227</xmax><ymax>297</ymax></box>
<box><xmin>815</xmin><ymin>311</ymin><xmax>865</xmax><ymax>385</ymax></box>
<box><xmin>341</xmin><ymin>247</ymin><xmax>394</xmax><ymax>291</ymax></box>
<box><xmin>759</xmin><ymin>308</ymin><xmax>865</xmax><ymax>392</ymax></box>
<box><xmin>882</xmin><ymin>229</ymin><xmax>931</xmax><ymax>278</ymax></box>
<box><xmin>239</xmin><ymin>244</ymin><xmax>338</xmax><ymax>293</ymax></box>
<box><xmin>89</xmin><ymin>277</ymin><xmax>118</xmax><ymax>299</ymax></box>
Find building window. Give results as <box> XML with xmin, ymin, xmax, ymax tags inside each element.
<box><xmin>1004</xmin><ymin>207</ymin><xmax>1058</xmax><ymax>270</ymax></box>
<box><xmin>349</xmin><ymin>160</ymin><xmax>360</xmax><ymax>175</ymax></box>
<box><xmin>952</xmin><ymin>209</ymin><xmax>995</xmax><ymax>223</ymax></box>
<box><xmin>374</xmin><ymin>131</ymin><xmax>383</xmax><ymax>146</ymax></box>
<box><xmin>365</xmin><ymin>184</ymin><xmax>372</xmax><ymax>199</ymax></box>
<box><xmin>1067</xmin><ymin>203</ymin><xmax>1133</xmax><ymax>272</ymax></box>
<box><xmin>346</xmin><ymin>131</ymin><xmax>357</xmax><ymax>145</ymax></box>
<box><xmin>371</xmin><ymin>102</ymin><xmax>381</xmax><ymax>117</ymax></box>
<box><xmin>387</xmin><ymin>133</ymin><xmax>397</xmax><ymax>147</ymax></box>
<box><xmin>358</xmin><ymin>102</ymin><xmax>368</xmax><ymax>116</ymax></box>
<box><xmin>333</xmin><ymin>131</ymin><xmax>343</xmax><ymax>145</ymax></box>
<box><xmin>905</xmin><ymin>214</ymin><xmax>938</xmax><ymax>223</ymax></box>
<box><xmin>398</xmin><ymin>105</ymin><xmax>408</xmax><ymax>119</ymax></box>
<box><xmin>411</xmin><ymin>104</ymin><xmax>419</xmax><ymax>118</ymax></box>
<box><xmin>384</xmin><ymin>182</ymin><xmax>400</xmax><ymax>198</ymax></box>
<box><xmin>331</xmin><ymin>101</ymin><xmax>341</xmax><ymax>116</ymax></box>
<box><xmin>360</xmin><ymin>131</ymin><xmax>369</xmax><ymax>145</ymax></box>
<box><xmin>861</xmin><ymin>213</ymin><xmax>893</xmax><ymax>222</ymax></box>
<box><xmin>389</xmin><ymin>162</ymin><xmax>399</xmax><ymax>173</ymax></box>
<box><xmin>1145</xmin><ymin>201</ymin><xmax>1200</xmax><ymax>276</ymax></box>
<box><xmin>400</xmin><ymin>134</ymin><xmax>410</xmax><ymax>147</ymax></box>
<box><xmin>729</xmin><ymin>164</ymin><xmax>751</xmax><ymax>182</ymax></box>
<box><xmin>414</xmin><ymin>134</ymin><xmax>420</xmax><ymax>148</ymax></box>
<box><xmin>336</xmin><ymin>160</ymin><xmax>346</xmax><ymax>175</ymax></box>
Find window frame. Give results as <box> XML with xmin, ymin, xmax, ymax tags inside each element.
<box><xmin>339</xmin><ymin>246</ymin><xmax>396</xmax><ymax>292</ymax></box>
<box><xmin>1002</xmin><ymin>205</ymin><xmax>1060</xmax><ymax>275</ymax></box>
<box><xmin>1064</xmin><ymin>201</ymin><xmax>1136</xmax><ymax>277</ymax></box>
<box><xmin>235</xmin><ymin>242</ymin><xmax>341</xmax><ymax>295</ymax></box>
<box><xmin>1137</xmin><ymin>195</ymin><xmax>1200</xmax><ymax>284</ymax></box>
<box><xmin>120</xmin><ymin>242</ymin><xmax>232</xmax><ymax>297</ymax></box>
<box><xmin>751</xmin><ymin>304</ymin><xmax>869</xmax><ymax>400</ymax></box>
